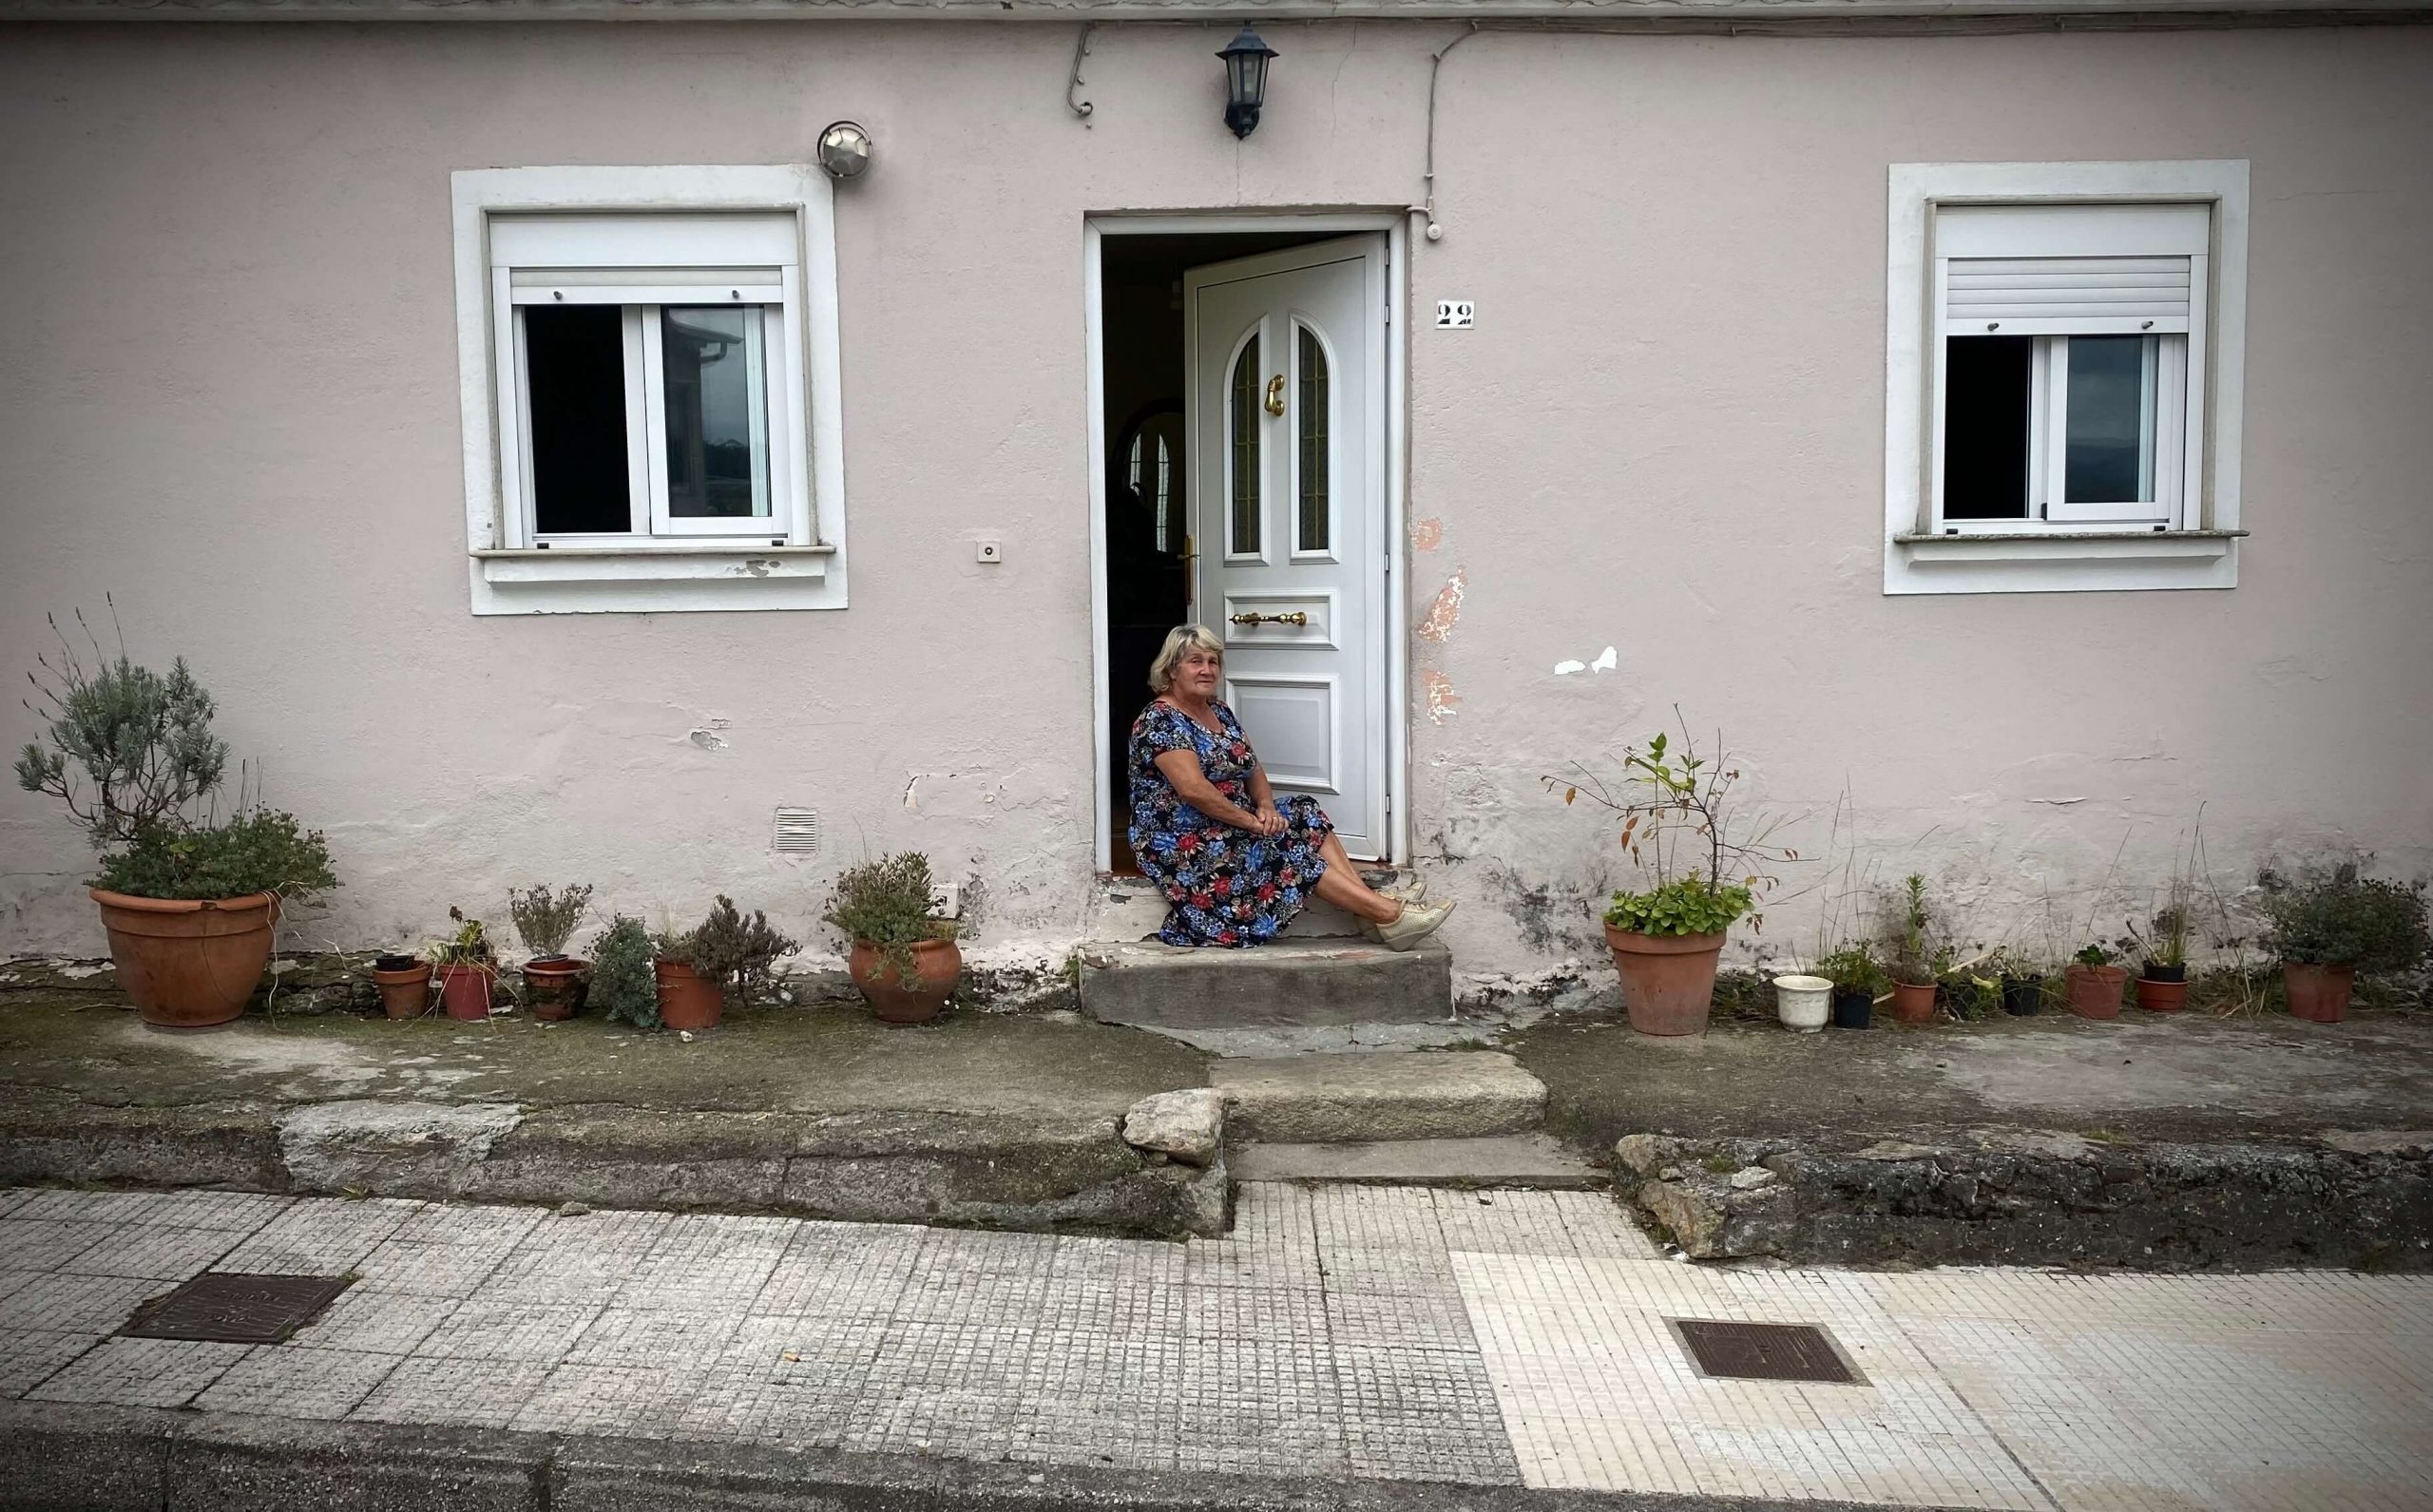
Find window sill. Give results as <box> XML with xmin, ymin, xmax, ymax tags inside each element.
<box><xmin>469</xmin><ymin>542</ymin><xmax>845</xmax><ymax>615</ymax></box>
<box><xmin>1886</xmin><ymin>529</ymin><xmax>2244</xmax><ymax>595</ymax></box>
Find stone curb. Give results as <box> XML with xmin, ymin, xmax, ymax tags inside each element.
<box><xmin>0</xmin><ymin>1402</ymin><xmax>1976</xmax><ymax>1512</ymax></box>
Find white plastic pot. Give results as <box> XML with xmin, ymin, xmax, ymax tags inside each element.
<box><xmin>1772</xmin><ymin>974</ymin><xmax>1832</xmax><ymax>1033</ymax></box>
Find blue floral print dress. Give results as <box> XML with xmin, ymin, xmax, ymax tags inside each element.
<box><xmin>1128</xmin><ymin>700</ymin><xmax>1333</xmax><ymax>947</ymax></box>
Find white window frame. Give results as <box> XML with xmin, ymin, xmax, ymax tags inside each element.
<box><xmin>451</xmin><ymin>166</ymin><xmax>848</xmax><ymax>615</ymax></box>
<box><xmin>1885</xmin><ymin>162</ymin><xmax>2248</xmax><ymax>596</ymax></box>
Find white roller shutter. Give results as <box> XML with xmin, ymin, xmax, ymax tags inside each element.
<box><xmin>1937</xmin><ymin>202</ymin><xmax>2208</xmax><ymax>336</ymax></box>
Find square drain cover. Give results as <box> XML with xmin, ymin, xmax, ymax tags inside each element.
<box><xmin>1671</xmin><ymin>1319</ymin><xmax>1857</xmax><ymax>1384</ymax></box>
<box><xmin>122</xmin><ymin>1273</ymin><xmax>353</xmax><ymax>1344</ymax></box>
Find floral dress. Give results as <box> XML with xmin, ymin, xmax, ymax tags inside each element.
<box><xmin>1128</xmin><ymin>699</ymin><xmax>1333</xmax><ymax>947</ymax></box>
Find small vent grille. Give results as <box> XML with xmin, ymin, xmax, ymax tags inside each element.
<box><xmin>774</xmin><ymin>807</ymin><xmax>822</xmax><ymax>855</ymax></box>
<box><xmin>1670</xmin><ymin>1319</ymin><xmax>1859</xmax><ymax>1384</ymax></box>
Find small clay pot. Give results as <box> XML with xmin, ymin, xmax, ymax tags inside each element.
<box><xmin>2001</xmin><ymin>975</ymin><xmax>2043</xmax><ymax>1017</ymax></box>
<box><xmin>2064</xmin><ymin>963</ymin><xmax>2129</xmax><ymax>1020</ymax></box>
<box><xmin>1830</xmin><ymin>986</ymin><xmax>1873</xmax><ymax>1029</ymax></box>
<box><xmin>1602</xmin><ymin>926</ymin><xmax>1725</xmax><ymax>1037</ymax></box>
<box><xmin>523</xmin><ymin>956</ymin><xmax>588</xmax><ymax>1022</ymax></box>
<box><xmin>1888</xmin><ymin>979</ymin><xmax>1938</xmax><ymax>1024</ymax></box>
<box><xmin>2136</xmin><ymin>976</ymin><xmax>2189</xmax><ymax>1013</ymax></box>
<box><xmin>849</xmin><ymin>937</ymin><xmax>964</xmax><ymax>1024</ymax></box>
<box><xmin>436</xmin><ymin>963</ymin><xmax>496</xmax><ymax>1022</ymax></box>
<box><xmin>654</xmin><ymin>959</ymin><xmax>725</xmax><ymax>1031</ymax></box>
<box><xmin>373</xmin><ymin>960</ymin><xmax>433</xmax><ymax>1020</ymax></box>
<box><xmin>2283</xmin><ymin>962</ymin><xmax>2355</xmax><ymax>1024</ymax></box>
<box><xmin>89</xmin><ymin>889</ymin><xmax>279</xmax><ymax>1029</ymax></box>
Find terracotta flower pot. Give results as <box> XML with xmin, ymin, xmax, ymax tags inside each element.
<box><xmin>89</xmin><ymin>888</ymin><xmax>278</xmax><ymax>1029</ymax></box>
<box><xmin>2282</xmin><ymin>962</ymin><xmax>2355</xmax><ymax>1024</ymax></box>
<box><xmin>654</xmin><ymin>959</ymin><xmax>725</xmax><ymax>1031</ymax></box>
<box><xmin>523</xmin><ymin>957</ymin><xmax>588</xmax><ymax>1022</ymax></box>
<box><xmin>2065</xmin><ymin>964</ymin><xmax>2129</xmax><ymax>1020</ymax></box>
<box><xmin>1889</xmin><ymin>979</ymin><xmax>1938</xmax><ymax>1024</ymax></box>
<box><xmin>2136</xmin><ymin>976</ymin><xmax>2189</xmax><ymax>1013</ymax></box>
<box><xmin>1602</xmin><ymin>926</ymin><xmax>1724</xmax><ymax>1037</ymax></box>
<box><xmin>436</xmin><ymin>963</ymin><xmax>497</xmax><ymax>1022</ymax></box>
<box><xmin>849</xmin><ymin>937</ymin><xmax>963</xmax><ymax>1024</ymax></box>
<box><xmin>373</xmin><ymin>960</ymin><xmax>433</xmax><ymax>1020</ymax></box>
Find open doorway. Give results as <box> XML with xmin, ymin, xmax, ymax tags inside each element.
<box><xmin>1094</xmin><ymin>221</ymin><xmax>1403</xmax><ymax>875</ymax></box>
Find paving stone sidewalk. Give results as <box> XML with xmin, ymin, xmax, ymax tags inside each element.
<box><xmin>2</xmin><ymin>1181</ymin><xmax>2429</xmax><ymax>1510</ymax></box>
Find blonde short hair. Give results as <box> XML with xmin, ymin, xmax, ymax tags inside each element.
<box><xmin>1147</xmin><ymin>624</ymin><xmax>1224</xmax><ymax>694</ymax></box>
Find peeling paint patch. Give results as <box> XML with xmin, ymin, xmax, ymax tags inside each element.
<box><xmin>904</xmin><ymin>775</ymin><xmax>921</xmax><ymax>810</ymax></box>
<box><xmin>1591</xmin><ymin>645</ymin><xmax>1617</xmax><ymax>673</ymax></box>
<box><xmin>2027</xmin><ymin>796</ymin><xmax>2089</xmax><ymax>806</ymax></box>
<box><xmin>1422</xmin><ymin>668</ymin><xmax>1463</xmax><ymax>723</ymax></box>
<box><xmin>1412</xmin><ymin>517</ymin><xmax>1444</xmax><ymax>551</ymax></box>
<box><xmin>687</xmin><ymin>727</ymin><xmax>729</xmax><ymax>751</ymax></box>
<box><xmin>1554</xmin><ymin>660</ymin><xmax>1586</xmax><ymax>677</ymax></box>
<box><xmin>1556</xmin><ymin>645</ymin><xmax>1619</xmax><ymax>677</ymax></box>
<box><xmin>1417</xmin><ymin>567</ymin><xmax>1466</xmax><ymax>643</ymax></box>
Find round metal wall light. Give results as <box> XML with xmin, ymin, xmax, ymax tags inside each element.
<box><xmin>817</xmin><ymin>121</ymin><xmax>873</xmax><ymax>181</ymax></box>
<box><xmin>1216</xmin><ymin>25</ymin><xmax>1277</xmax><ymax>140</ymax></box>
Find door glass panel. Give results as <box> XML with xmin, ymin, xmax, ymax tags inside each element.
<box><xmin>1296</xmin><ymin>326</ymin><xmax>1330</xmax><ymax>552</ymax></box>
<box><xmin>2063</xmin><ymin>335</ymin><xmax>2155</xmax><ymax>504</ymax></box>
<box><xmin>662</xmin><ymin>306</ymin><xmax>770</xmax><ymax>519</ymax></box>
<box><xmin>524</xmin><ymin>305</ymin><xmax>632</xmax><ymax>534</ymax></box>
<box><xmin>1229</xmin><ymin>334</ymin><xmax>1261</xmax><ymax>555</ymax></box>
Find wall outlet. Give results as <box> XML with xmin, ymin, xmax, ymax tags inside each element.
<box><xmin>975</xmin><ymin>539</ymin><xmax>1004</xmax><ymax>564</ymax></box>
<box><xmin>1435</xmin><ymin>299</ymin><xmax>1475</xmax><ymax>329</ymax></box>
<box><xmin>930</xmin><ymin>881</ymin><xmax>965</xmax><ymax>919</ymax></box>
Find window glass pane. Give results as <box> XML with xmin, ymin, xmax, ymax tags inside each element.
<box><xmin>525</xmin><ymin>305</ymin><xmax>632</xmax><ymax>534</ymax></box>
<box><xmin>1296</xmin><ymin>327</ymin><xmax>1329</xmax><ymax>553</ymax></box>
<box><xmin>662</xmin><ymin>306</ymin><xmax>769</xmax><ymax>519</ymax></box>
<box><xmin>1230</xmin><ymin>335</ymin><xmax>1261</xmax><ymax>554</ymax></box>
<box><xmin>2064</xmin><ymin>335</ymin><xmax>2154</xmax><ymax>504</ymax></box>
<box><xmin>1941</xmin><ymin>335</ymin><xmax>2031</xmax><ymax>521</ymax></box>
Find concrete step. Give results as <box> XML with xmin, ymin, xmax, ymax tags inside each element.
<box><xmin>1212</xmin><ymin>1050</ymin><xmax>1544</xmax><ymax>1142</ymax></box>
<box><xmin>1140</xmin><ymin>1020</ymin><xmax>1495</xmax><ymax>1057</ymax></box>
<box><xmin>1230</xmin><ymin>1135</ymin><xmax>1602</xmax><ymax>1189</ymax></box>
<box><xmin>1079</xmin><ymin>938</ymin><xmax>1451</xmax><ymax>1030</ymax></box>
<box><xmin>1081</xmin><ymin>869</ymin><xmax>1425</xmax><ymax>944</ymax></box>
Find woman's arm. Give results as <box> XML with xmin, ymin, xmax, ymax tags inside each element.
<box><xmin>1153</xmin><ymin>749</ymin><xmax>1272</xmax><ymax>833</ymax></box>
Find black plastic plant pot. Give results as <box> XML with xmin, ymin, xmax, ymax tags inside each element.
<box><xmin>374</xmin><ymin>953</ymin><xmax>418</xmax><ymax>973</ymax></box>
<box><xmin>529</xmin><ymin>954</ymin><xmax>571</xmax><ymax>967</ymax></box>
<box><xmin>1830</xmin><ymin>986</ymin><xmax>1872</xmax><ymax>1029</ymax></box>
<box><xmin>2142</xmin><ymin>962</ymin><xmax>2187</xmax><ymax>984</ymax></box>
<box><xmin>2002</xmin><ymin>976</ymin><xmax>2042</xmax><ymax>1016</ymax></box>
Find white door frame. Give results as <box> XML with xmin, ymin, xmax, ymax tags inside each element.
<box><xmin>1084</xmin><ymin>211</ymin><xmax>1410</xmax><ymax>873</ymax></box>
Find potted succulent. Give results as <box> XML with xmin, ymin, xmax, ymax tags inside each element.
<box><xmin>2064</xmin><ymin>942</ymin><xmax>2129</xmax><ymax>1020</ymax></box>
<box><xmin>653</xmin><ymin>895</ymin><xmax>799</xmax><ymax>1032</ymax></box>
<box><xmin>429</xmin><ymin>908</ymin><xmax>497</xmax><ymax>1022</ymax></box>
<box><xmin>2130</xmin><ymin>890</ymin><xmax>2192</xmax><ymax>1013</ymax></box>
<box><xmin>1550</xmin><ymin>726</ymin><xmax>1793</xmax><ymax>1038</ymax></box>
<box><xmin>371</xmin><ymin>952</ymin><xmax>432</xmax><ymax>1020</ymax></box>
<box><xmin>2259</xmin><ymin>868</ymin><xmax>2430</xmax><ymax>1024</ymax></box>
<box><xmin>1883</xmin><ymin>874</ymin><xmax>1942</xmax><ymax>1025</ymax></box>
<box><xmin>589</xmin><ymin>915</ymin><xmax>660</xmax><ymax>1030</ymax></box>
<box><xmin>14</xmin><ymin>610</ymin><xmax>338</xmax><ymax>1028</ymax></box>
<box><xmin>1814</xmin><ymin>943</ymin><xmax>1885</xmax><ymax>1030</ymax></box>
<box><xmin>825</xmin><ymin>852</ymin><xmax>963</xmax><ymax>1024</ymax></box>
<box><xmin>508</xmin><ymin>883</ymin><xmax>593</xmax><ymax>1022</ymax></box>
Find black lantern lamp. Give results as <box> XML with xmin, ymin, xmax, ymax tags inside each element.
<box><xmin>1216</xmin><ymin>25</ymin><xmax>1278</xmax><ymax>139</ymax></box>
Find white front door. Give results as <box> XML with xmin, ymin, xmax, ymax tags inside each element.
<box><xmin>1185</xmin><ymin>236</ymin><xmax>1389</xmax><ymax>859</ymax></box>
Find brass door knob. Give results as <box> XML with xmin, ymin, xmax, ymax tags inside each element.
<box><xmin>1264</xmin><ymin>374</ymin><xmax>1286</xmax><ymax>417</ymax></box>
<box><xmin>1229</xmin><ymin>611</ymin><xmax>1309</xmax><ymax>627</ymax></box>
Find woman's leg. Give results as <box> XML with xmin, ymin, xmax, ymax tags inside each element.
<box><xmin>1312</xmin><ymin>832</ymin><xmax>1402</xmax><ymax>925</ymax></box>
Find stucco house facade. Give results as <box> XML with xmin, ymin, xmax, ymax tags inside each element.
<box><xmin>3</xmin><ymin>0</ymin><xmax>2428</xmax><ymax>995</ymax></box>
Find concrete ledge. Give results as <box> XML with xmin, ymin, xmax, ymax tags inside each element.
<box><xmin>1214</xmin><ymin>1051</ymin><xmax>1544</xmax><ymax>1142</ymax></box>
<box><xmin>1080</xmin><ymin>939</ymin><xmax>1452</xmax><ymax>1030</ymax></box>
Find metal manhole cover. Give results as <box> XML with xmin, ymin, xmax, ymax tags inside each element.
<box><xmin>122</xmin><ymin>1273</ymin><xmax>353</xmax><ymax>1344</ymax></box>
<box><xmin>1669</xmin><ymin>1319</ymin><xmax>1859</xmax><ymax>1384</ymax></box>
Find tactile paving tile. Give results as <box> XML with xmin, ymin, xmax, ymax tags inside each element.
<box><xmin>511</xmin><ymin>1362</ymin><xmax>701</xmax><ymax>1438</ymax></box>
<box><xmin>26</xmin><ymin>1335</ymin><xmax>251</xmax><ymax>1407</ymax></box>
<box><xmin>9</xmin><ymin>1189</ymin><xmax>290</xmax><ymax>1230</ymax></box>
<box><xmin>0</xmin><ymin>1269</ymin><xmax>178</xmax><ymax>1333</ymax></box>
<box><xmin>565</xmin><ymin>1307</ymin><xmax>742</xmax><ymax>1369</ymax></box>
<box><xmin>285</xmin><ymin>1290</ymin><xmax>460</xmax><ymax>1354</ymax></box>
<box><xmin>412</xmin><ymin>1298</ymin><xmax>604</xmax><ymax>1362</ymax></box>
<box><xmin>0</xmin><ymin>1220</ymin><xmax>125</xmax><ymax>1273</ymax></box>
<box><xmin>67</xmin><ymin>1224</ymin><xmax>250</xmax><ymax>1282</ymax></box>
<box><xmin>0</xmin><ymin>1330</ymin><xmax>105</xmax><ymax>1398</ymax></box>
<box><xmin>195</xmin><ymin>1345</ymin><xmax>402</xmax><ymax>1419</ymax></box>
<box><xmin>215</xmin><ymin>1198</ymin><xmax>424</xmax><ymax>1273</ymax></box>
<box><xmin>351</xmin><ymin>1355</ymin><xmax>556</xmax><ymax>1426</ymax></box>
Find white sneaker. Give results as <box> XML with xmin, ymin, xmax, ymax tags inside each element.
<box><xmin>1375</xmin><ymin>900</ymin><xmax>1454</xmax><ymax>952</ymax></box>
<box><xmin>1356</xmin><ymin>878</ymin><xmax>1426</xmax><ymax>941</ymax></box>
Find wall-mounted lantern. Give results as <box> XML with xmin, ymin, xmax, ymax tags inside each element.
<box><xmin>1216</xmin><ymin>26</ymin><xmax>1278</xmax><ymax>140</ymax></box>
<box><xmin>817</xmin><ymin>121</ymin><xmax>873</xmax><ymax>181</ymax></box>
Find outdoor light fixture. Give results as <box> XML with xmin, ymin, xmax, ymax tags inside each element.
<box><xmin>1216</xmin><ymin>25</ymin><xmax>1278</xmax><ymax>140</ymax></box>
<box><xmin>817</xmin><ymin>120</ymin><xmax>873</xmax><ymax>181</ymax></box>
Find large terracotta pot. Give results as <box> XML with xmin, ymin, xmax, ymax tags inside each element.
<box><xmin>654</xmin><ymin>959</ymin><xmax>725</xmax><ymax>1031</ymax></box>
<box><xmin>89</xmin><ymin>888</ymin><xmax>278</xmax><ymax>1029</ymax></box>
<box><xmin>373</xmin><ymin>960</ymin><xmax>433</xmax><ymax>1020</ymax></box>
<box><xmin>2136</xmin><ymin>976</ymin><xmax>2189</xmax><ymax>1013</ymax></box>
<box><xmin>2065</xmin><ymin>964</ymin><xmax>2129</xmax><ymax>1020</ymax></box>
<box><xmin>1888</xmin><ymin>979</ymin><xmax>1938</xmax><ymax>1024</ymax></box>
<box><xmin>2283</xmin><ymin>963</ymin><xmax>2355</xmax><ymax>1024</ymax></box>
<box><xmin>1602</xmin><ymin>926</ymin><xmax>1723</xmax><ymax>1037</ymax></box>
<box><xmin>436</xmin><ymin>964</ymin><xmax>496</xmax><ymax>1022</ymax></box>
<box><xmin>848</xmin><ymin>937</ymin><xmax>963</xmax><ymax>1024</ymax></box>
<box><xmin>523</xmin><ymin>957</ymin><xmax>588</xmax><ymax>1022</ymax></box>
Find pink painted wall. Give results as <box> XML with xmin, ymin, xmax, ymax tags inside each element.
<box><xmin>2</xmin><ymin>20</ymin><xmax>2427</xmax><ymax>979</ymax></box>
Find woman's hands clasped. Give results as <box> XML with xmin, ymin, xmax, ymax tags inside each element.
<box><xmin>1251</xmin><ymin>803</ymin><xmax>1289</xmax><ymax>838</ymax></box>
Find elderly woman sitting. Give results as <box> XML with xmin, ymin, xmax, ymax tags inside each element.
<box><xmin>1129</xmin><ymin>624</ymin><xmax>1451</xmax><ymax>950</ymax></box>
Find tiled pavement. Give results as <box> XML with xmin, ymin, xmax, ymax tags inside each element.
<box><xmin>2</xmin><ymin>1183</ymin><xmax>2428</xmax><ymax>1509</ymax></box>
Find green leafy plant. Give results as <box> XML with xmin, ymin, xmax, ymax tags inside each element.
<box><xmin>660</xmin><ymin>895</ymin><xmax>800</xmax><ymax>1008</ymax></box>
<box><xmin>1882</xmin><ymin>874</ymin><xmax>1944</xmax><ymax>986</ymax></box>
<box><xmin>588</xmin><ymin>915</ymin><xmax>659</xmax><ymax>1030</ymax></box>
<box><xmin>2259</xmin><ymin>868</ymin><xmax>2430</xmax><ymax>973</ymax></box>
<box><xmin>824</xmin><ymin>853</ymin><xmax>956</xmax><ymax>986</ymax></box>
<box><xmin>508</xmin><ymin>883</ymin><xmax>593</xmax><ymax>959</ymax></box>
<box><xmin>2074</xmin><ymin>942</ymin><xmax>2117</xmax><ymax>968</ymax></box>
<box><xmin>1813</xmin><ymin>942</ymin><xmax>1887</xmax><ymax>996</ymax></box>
<box><xmin>2128</xmin><ymin>890</ymin><xmax>2191</xmax><ymax>971</ymax></box>
<box><xmin>92</xmin><ymin>811</ymin><xmax>336</xmax><ymax>903</ymax></box>
<box><xmin>1550</xmin><ymin>721</ymin><xmax>1795</xmax><ymax>939</ymax></box>
<box><xmin>15</xmin><ymin>606</ymin><xmax>227</xmax><ymax>848</ymax></box>
<box><xmin>429</xmin><ymin>908</ymin><xmax>492</xmax><ymax>968</ymax></box>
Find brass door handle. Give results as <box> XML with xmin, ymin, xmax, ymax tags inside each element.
<box><xmin>1264</xmin><ymin>374</ymin><xmax>1286</xmax><ymax>417</ymax></box>
<box><xmin>1229</xmin><ymin>611</ymin><xmax>1309</xmax><ymax>627</ymax></box>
